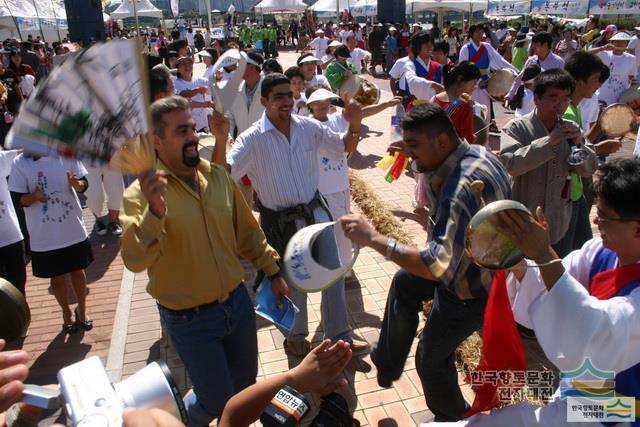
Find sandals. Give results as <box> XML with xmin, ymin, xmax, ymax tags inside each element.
<box><xmin>74</xmin><ymin>307</ymin><xmax>93</xmax><ymax>331</ymax></box>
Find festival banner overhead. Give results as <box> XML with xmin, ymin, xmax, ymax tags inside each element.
<box><xmin>530</xmin><ymin>0</ymin><xmax>589</xmax><ymax>16</ymax></box>
<box><xmin>487</xmin><ymin>0</ymin><xmax>531</xmax><ymax>16</ymax></box>
<box><xmin>588</xmin><ymin>0</ymin><xmax>640</xmax><ymax>15</ymax></box>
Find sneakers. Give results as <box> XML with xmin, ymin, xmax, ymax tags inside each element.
<box><xmin>95</xmin><ymin>221</ymin><xmax>107</xmax><ymax>236</ymax></box>
<box><xmin>107</xmin><ymin>222</ymin><xmax>122</xmax><ymax>236</ymax></box>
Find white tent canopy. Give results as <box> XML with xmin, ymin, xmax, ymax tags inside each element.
<box><xmin>0</xmin><ymin>0</ymin><xmax>68</xmax><ymax>42</ymax></box>
<box><xmin>254</xmin><ymin>0</ymin><xmax>308</xmax><ymax>13</ymax></box>
<box><xmin>310</xmin><ymin>0</ymin><xmax>358</xmax><ymax>16</ymax></box>
<box><xmin>110</xmin><ymin>0</ymin><xmax>163</xmax><ymax>20</ymax></box>
<box><xmin>406</xmin><ymin>0</ymin><xmax>488</xmax><ymax>13</ymax></box>
<box><xmin>351</xmin><ymin>0</ymin><xmax>377</xmax><ymax>17</ymax></box>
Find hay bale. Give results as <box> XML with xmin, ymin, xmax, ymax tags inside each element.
<box><xmin>348</xmin><ymin>171</ymin><xmax>414</xmax><ymax>246</ymax></box>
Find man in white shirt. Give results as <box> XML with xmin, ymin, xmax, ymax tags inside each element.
<box><xmin>591</xmin><ymin>31</ymin><xmax>637</xmax><ymax>105</ymax></box>
<box><xmin>224</xmin><ymin>50</ymin><xmax>265</xmax><ymax>204</ymax></box>
<box><xmin>459</xmin><ymin>24</ymin><xmax>518</xmax><ymax>126</ymax></box>
<box><xmin>346</xmin><ymin>35</ymin><xmax>371</xmax><ymax>74</ymax></box>
<box><xmin>209</xmin><ymin>73</ymin><xmax>369</xmax><ymax>358</ymax></box>
<box><xmin>388</xmin><ymin>54</ymin><xmax>413</xmax><ymax>97</ymax></box>
<box><xmin>306</xmin><ymin>29</ymin><xmax>329</xmax><ymax>60</ymax></box>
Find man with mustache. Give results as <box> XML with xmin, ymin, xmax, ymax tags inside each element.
<box><xmin>119</xmin><ymin>96</ymin><xmax>284</xmax><ymax>427</ymax></box>
<box><xmin>338</xmin><ymin>104</ymin><xmax>512</xmax><ymax>421</ymax></box>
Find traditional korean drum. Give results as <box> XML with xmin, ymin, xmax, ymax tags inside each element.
<box><xmin>599</xmin><ymin>103</ymin><xmax>635</xmax><ymax>138</ymax></box>
<box><xmin>487</xmin><ymin>69</ymin><xmax>515</xmax><ymax>99</ymax></box>
<box><xmin>0</xmin><ymin>278</ymin><xmax>30</xmax><ymax>341</ymax></box>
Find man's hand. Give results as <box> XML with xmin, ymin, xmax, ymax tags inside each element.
<box><xmin>288</xmin><ymin>340</ymin><xmax>352</xmax><ymax>395</ymax></box>
<box><xmin>123</xmin><ymin>408</ymin><xmax>184</xmax><ymax>427</ymax></box>
<box><xmin>197</xmin><ymin>86</ymin><xmax>209</xmax><ymax>95</ymax></box>
<box><xmin>270</xmin><ymin>276</ymin><xmax>289</xmax><ymax>303</ymax></box>
<box><xmin>66</xmin><ymin>172</ymin><xmax>85</xmax><ymax>192</ymax></box>
<box><xmin>339</xmin><ymin>214</ymin><xmax>378</xmax><ymax>247</ymax></box>
<box><xmin>138</xmin><ymin>170</ymin><xmax>168</xmax><ymax>219</ymax></box>
<box><xmin>31</xmin><ymin>184</ymin><xmax>47</xmax><ymax>204</ymax></box>
<box><xmin>593</xmin><ymin>138</ymin><xmax>622</xmax><ymax>156</ymax></box>
<box><xmin>496</xmin><ymin>206</ymin><xmax>556</xmax><ymax>264</ymax></box>
<box><xmin>208</xmin><ymin>111</ymin><xmax>230</xmax><ymax>141</ymax></box>
<box><xmin>0</xmin><ymin>339</ymin><xmax>30</xmax><ymax>413</ymax></box>
<box><xmin>548</xmin><ymin>119</ymin><xmax>581</xmax><ymax>146</ymax></box>
<box><xmin>387</xmin><ymin>140</ymin><xmax>405</xmax><ymax>154</ymax></box>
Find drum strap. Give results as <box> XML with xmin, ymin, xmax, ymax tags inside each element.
<box><xmin>446</xmin><ymin>98</ymin><xmax>464</xmax><ymax>117</ymax></box>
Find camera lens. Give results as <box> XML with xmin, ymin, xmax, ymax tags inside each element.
<box><xmin>114</xmin><ymin>360</ymin><xmax>188</xmax><ymax>424</ymax></box>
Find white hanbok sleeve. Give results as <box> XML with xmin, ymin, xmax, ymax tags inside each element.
<box><xmin>531</xmin><ymin>271</ymin><xmax>640</xmax><ymax>374</ymax></box>
<box><xmin>487</xmin><ymin>42</ymin><xmax>519</xmax><ymax>73</ymax></box>
<box><xmin>405</xmin><ymin>62</ymin><xmax>436</xmax><ymax>101</ymax></box>
<box><xmin>508</xmin><ymin>238</ymin><xmax>602</xmax><ymax>329</ymax></box>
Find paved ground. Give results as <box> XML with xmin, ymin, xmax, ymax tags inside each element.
<box><xmin>7</xmin><ymin>46</ymin><xmax>636</xmax><ymax>426</ymax></box>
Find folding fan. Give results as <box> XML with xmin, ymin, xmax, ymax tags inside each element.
<box><xmin>6</xmin><ymin>39</ymin><xmax>154</xmax><ymax>175</ymax></box>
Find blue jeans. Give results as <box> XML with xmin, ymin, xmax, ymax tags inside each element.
<box><xmin>374</xmin><ymin>269</ymin><xmax>485</xmax><ymax>421</ymax></box>
<box><xmin>158</xmin><ymin>285</ymin><xmax>257</xmax><ymax>426</ymax></box>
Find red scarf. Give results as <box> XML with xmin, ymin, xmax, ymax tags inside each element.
<box><xmin>590</xmin><ymin>262</ymin><xmax>640</xmax><ymax>300</ymax></box>
<box><xmin>464</xmin><ymin>270</ymin><xmax>527</xmax><ymax>417</ymax></box>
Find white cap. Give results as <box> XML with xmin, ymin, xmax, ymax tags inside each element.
<box><xmin>388</xmin><ymin>26</ymin><xmax>397</xmax><ymax>32</ymax></box>
<box><xmin>298</xmin><ymin>55</ymin><xmax>321</xmax><ymax>65</ymax></box>
<box><xmin>610</xmin><ymin>31</ymin><xmax>632</xmax><ymax>41</ymax></box>
<box><xmin>240</xmin><ymin>51</ymin><xmax>262</xmax><ymax>67</ymax></box>
<box><xmin>283</xmin><ymin>222</ymin><xmax>359</xmax><ymax>293</ymax></box>
<box><xmin>198</xmin><ymin>50</ymin><xmax>212</xmax><ymax>58</ymax></box>
<box><xmin>507</xmin><ymin>27</ymin><xmax>517</xmax><ymax>32</ymax></box>
<box><xmin>316</xmin><ymin>29</ymin><xmax>324</xmax><ymax>34</ymax></box>
<box><xmin>328</xmin><ymin>40</ymin><xmax>343</xmax><ymax>48</ymax></box>
<box><xmin>306</xmin><ymin>88</ymin><xmax>339</xmax><ymax>104</ymax></box>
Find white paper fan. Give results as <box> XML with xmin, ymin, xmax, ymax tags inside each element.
<box><xmin>6</xmin><ymin>39</ymin><xmax>152</xmax><ymax>171</ymax></box>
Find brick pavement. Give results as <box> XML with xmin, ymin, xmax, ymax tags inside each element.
<box><xmin>6</xmin><ymin>47</ymin><xmax>637</xmax><ymax>427</ymax></box>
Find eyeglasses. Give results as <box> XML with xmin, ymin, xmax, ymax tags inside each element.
<box><xmin>594</xmin><ymin>211</ymin><xmax>640</xmax><ymax>224</ymax></box>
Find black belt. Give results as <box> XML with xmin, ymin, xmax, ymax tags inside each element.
<box><xmin>157</xmin><ymin>284</ymin><xmax>240</xmax><ymax>315</ymax></box>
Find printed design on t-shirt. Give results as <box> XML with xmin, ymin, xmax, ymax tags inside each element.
<box><xmin>0</xmin><ymin>200</ymin><xmax>6</xmax><ymax>220</ymax></box>
<box><xmin>321</xmin><ymin>156</ymin><xmax>345</xmax><ymax>172</ymax></box>
<box><xmin>37</xmin><ymin>170</ymin><xmax>74</xmax><ymax>223</ymax></box>
<box><xmin>604</xmin><ymin>59</ymin><xmax>630</xmax><ymax>101</ymax></box>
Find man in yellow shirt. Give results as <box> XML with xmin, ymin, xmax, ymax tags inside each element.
<box><xmin>120</xmin><ymin>96</ymin><xmax>287</xmax><ymax>426</ymax></box>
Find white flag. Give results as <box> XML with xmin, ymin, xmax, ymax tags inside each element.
<box><xmin>170</xmin><ymin>0</ymin><xmax>179</xmax><ymax>16</ymax></box>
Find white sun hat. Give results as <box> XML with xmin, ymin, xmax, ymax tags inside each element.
<box><xmin>306</xmin><ymin>88</ymin><xmax>340</xmax><ymax>104</ymax></box>
<box><xmin>328</xmin><ymin>40</ymin><xmax>343</xmax><ymax>48</ymax></box>
<box><xmin>283</xmin><ymin>221</ymin><xmax>359</xmax><ymax>292</ymax></box>
<box><xmin>610</xmin><ymin>31</ymin><xmax>632</xmax><ymax>42</ymax></box>
<box><xmin>298</xmin><ymin>54</ymin><xmax>322</xmax><ymax>65</ymax></box>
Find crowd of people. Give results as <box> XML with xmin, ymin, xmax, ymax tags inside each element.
<box><xmin>1</xmin><ymin>11</ymin><xmax>640</xmax><ymax>427</ymax></box>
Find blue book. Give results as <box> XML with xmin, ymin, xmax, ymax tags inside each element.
<box><xmin>254</xmin><ymin>279</ymin><xmax>299</xmax><ymax>332</ymax></box>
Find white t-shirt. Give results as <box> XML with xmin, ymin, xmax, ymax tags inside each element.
<box><xmin>579</xmin><ymin>96</ymin><xmax>600</xmax><ymax>132</ymax></box>
<box><xmin>174</xmin><ymin>77</ymin><xmax>213</xmax><ymax>131</ymax></box>
<box><xmin>445</xmin><ymin>36</ymin><xmax>458</xmax><ymax>56</ymax></box>
<box><xmin>8</xmin><ymin>156</ymin><xmax>88</xmax><ymax>252</ymax></box>
<box><xmin>389</xmin><ymin>56</ymin><xmax>412</xmax><ymax>92</ymax></box>
<box><xmin>317</xmin><ymin>110</ymin><xmax>350</xmax><ymax>194</ymax></box>
<box><xmin>347</xmin><ymin>48</ymin><xmax>371</xmax><ymax>73</ymax></box>
<box><xmin>628</xmin><ymin>36</ymin><xmax>640</xmax><ymax>77</ymax></box>
<box><xmin>202</xmin><ymin>65</ymin><xmax>216</xmax><ymax>83</ymax></box>
<box><xmin>596</xmin><ymin>51</ymin><xmax>636</xmax><ymax>105</ymax></box>
<box><xmin>0</xmin><ymin>150</ymin><xmax>23</xmax><ymax>248</ymax></box>
<box><xmin>309</xmin><ymin>37</ymin><xmax>329</xmax><ymax>59</ymax></box>
<box><xmin>339</xmin><ymin>30</ymin><xmax>354</xmax><ymax>44</ymax></box>
<box><xmin>515</xmin><ymin>88</ymin><xmax>535</xmax><ymax>118</ymax></box>
<box><xmin>305</xmin><ymin>74</ymin><xmax>331</xmax><ymax>90</ymax></box>
<box><xmin>186</xmin><ymin>32</ymin><xmax>194</xmax><ymax>47</ymax></box>
<box><xmin>293</xmin><ymin>94</ymin><xmax>309</xmax><ymax>117</ymax></box>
